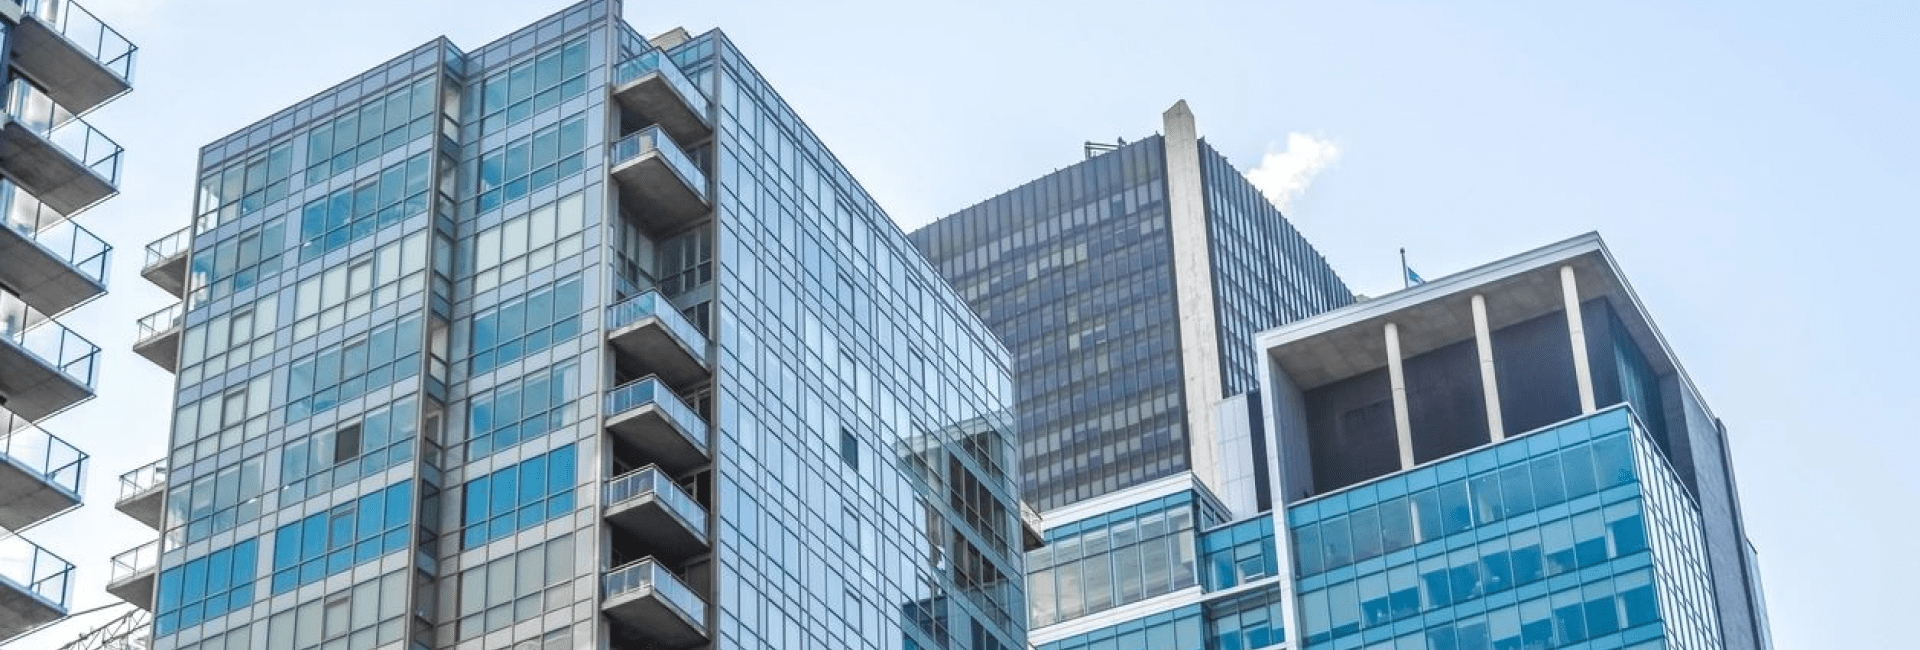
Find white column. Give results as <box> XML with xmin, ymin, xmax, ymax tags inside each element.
<box><xmin>1561</xmin><ymin>265</ymin><xmax>1597</xmax><ymax>413</ymax></box>
<box><xmin>1471</xmin><ymin>294</ymin><xmax>1506</xmax><ymax>441</ymax></box>
<box><xmin>1384</xmin><ymin>322</ymin><xmax>1416</xmax><ymax>470</ymax></box>
<box><xmin>1163</xmin><ymin>100</ymin><xmax>1228</xmax><ymax>494</ymax></box>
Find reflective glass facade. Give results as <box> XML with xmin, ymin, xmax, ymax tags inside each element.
<box><xmin>910</xmin><ymin>134</ymin><xmax>1351</xmax><ymax>512</ymax></box>
<box><xmin>141</xmin><ymin>3</ymin><xmax>1028</xmax><ymax>650</ymax></box>
<box><xmin>1286</xmin><ymin>408</ymin><xmax>1719</xmax><ymax>650</ymax></box>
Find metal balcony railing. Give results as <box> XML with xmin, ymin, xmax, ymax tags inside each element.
<box><xmin>606</xmin><ymin>290</ymin><xmax>707</xmax><ymax>366</ymax></box>
<box><xmin>0</xmin><ymin>416</ymin><xmax>86</xmax><ymax>499</ymax></box>
<box><xmin>604</xmin><ymin>557</ymin><xmax>706</xmax><ymax>628</ymax></box>
<box><xmin>142</xmin><ymin>226</ymin><xmax>190</xmax><ymax>270</ymax></box>
<box><xmin>117</xmin><ymin>458</ymin><xmax>166</xmax><ymax>503</ymax></box>
<box><xmin>0</xmin><ymin>534</ymin><xmax>73</xmax><ymax>610</ymax></box>
<box><xmin>18</xmin><ymin>0</ymin><xmax>137</xmax><ymax>82</ymax></box>
<box><xmin>606</xmin><ymin>465</ymin><xmax>707</xmax><ymax>533</ymax></box>
<box><xmin>4</xmin><ymin>80</ymin><xmax>124</xmax><ymax>186</ymax></box>
<box><xmin>610</xmin><ymin>126</ymin><xmax>706</xmax><ymax>203</ymax></box>
<box><xmin>107</xmin><ymin>540</ymin><xmax>157</xmax><ymax>584</ymax></box>
<box><xmin>133</xmin><ymin>303</ymin><xmax>183</xmax><ymax>345</ymax></box>
<box><xmin>0</xmin><ymin>315</ymin><xmax>99</xmax><ymax>390</ymax></box>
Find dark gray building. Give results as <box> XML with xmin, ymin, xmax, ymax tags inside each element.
<box><xmin>909</xmin><ymin>102</ymin><xmax>1352</xmax><ymax>512</ymax></box>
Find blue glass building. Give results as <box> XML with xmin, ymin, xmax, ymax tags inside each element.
<box><xmin>123</xmin><ymin>3</ymin><xmax>1032</xmax><ymax>649</ymax></box>
<box><xmin>1257</xmin><ymin>234</ymin><xmax>1773</xmax><ymax>650</ymax></box>
<box><xmin>0</xmin><ymin>0</ymin><xmax>134</xmax><ymax>641</ymax></box>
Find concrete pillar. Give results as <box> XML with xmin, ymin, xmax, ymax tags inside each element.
<box><xmin>1163</xmin><ymin>100</ymin><xmax>1228</xmax><ymax>494</ymax></box>
<box><xmin>1384</xmin><ymin>322</ymin><xmax>1416</xmax><ymax>470</ymax></box>
<box><xmin>1561</xmin><ymin>265</ymin><xmax>1597</xmax><ymax>413</ymax></box>
<box><xmin>1471</xmin><ymin>294</ymin><xmax>1505</xmax><ymax>441</ymax></box>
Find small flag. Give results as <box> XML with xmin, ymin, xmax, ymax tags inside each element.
<box><xmin>1406</xmin><ymin>266</ymin><xmax>1425</xmax><ymax>285</ymax></box>
<box><xmin>1400</xmin><ymin>248</ymin><xmax>1426</xmax><ymax>288</ymax></box>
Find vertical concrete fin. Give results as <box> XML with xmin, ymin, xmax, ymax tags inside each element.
<box><xmin>1472</xmin><ymin>294</ymin><xmax>1505</xmax><ymax>440</ymax></box>
<box><xmin>1384</xmin><ymin>322</ymin><xmax>1415</xmax><ymax>470</ymax></box>
<box><xmin>1562</xmin><ymin>265</ymin><xmax>1597</xmax><ymax>413</ymax></box>
<box><xmin>1163</xmin><ymin>100</ymin><xmax>1227</xmax><ymax>495</ymax></box>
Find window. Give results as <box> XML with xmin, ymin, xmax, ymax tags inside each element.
<box><xmin>839</xmin><ymin>428</ymin><xmax>859</xmax><ymax>470</ymax></box>
<box><xmin>465</xmin><ymin>361</ymin><xmax>580</xmax><ymax>461</ymax></box>
<box><xmin>476</xmin><ymin>37</ymin><xmax>589</xmax><ymax>135</ymax></box>
<box><xmin>333</xmin><ymin>424</ymin><xmax>361</xmax><ymax>464</ymax></box>
<box><xmin>281</xmin><ymin>398</ymin><xmax>418</xmax><ymax>505</ymax></box>
<box><xmin>304</xmin><ymin>76</ymin><xmax>437</xmax><ymax>186</ymax></box>
<box><xmin>153</xmin><ymin>539</ymin><xmax>257</xmax><ymax>636</ymax></box>
<box><xmin>470</xmin><ymin>191</ymin><xmax>586</xmax><ymax>293</ymax></box>
<box><xmin>455</xmin><ymin>534</ymin><xmax>575</xmax><ymax>640</ymax></box>
<box><xmin>270</xmin><ymin>480</ymin><xmax>413</xmax><ymax>594</ymax></box>
<box><xmin>285</xmin><ymin>314</ymin><xmax>423</xmax><ymax>422</ymax></box>
<box><xmin>460</xmin><ymin>445</ymin><xmax>576</xmax><ymax>549</ymax></box>
<box><xmin>298</xmin><ymin>153</ymin><xmax>432</xmax><ymax>260</ymax></box>
<box><xmin>475</xmin><ymin>114</ymin><xmax>587</xmax><ymax>213</ymax></box>
<box><xmin>469</xmin><ymin>276</ymin><xmax>583</xmax><ymax>375</ymax></box>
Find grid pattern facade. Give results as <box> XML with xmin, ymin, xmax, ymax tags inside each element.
<box><xmin>1286</xmin><ymin>408</ymin><xmax>1721</xmax><ymax>650</ymax></box>
<box><xmin>910</xmin><ymin>138</ymin><xmax>1184</xmax><ymax>511</ymax></box>
<box><xmin>1194</xmin><ymin>141</ymin><xmax>1352</xmax><ymax>396</ymax></box>
<box><xmin>144</xmin><ymin>3</ymin><xmax>1029</xmax><ymax>650</ymax></box>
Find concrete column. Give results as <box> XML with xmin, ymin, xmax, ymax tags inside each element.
<box><xmin>1471</xmin><ymin>294</ymin><xmax>1506</xmax><ymax>441</ymax></box>
<box><xmin>1561</xmin><ymin>265</ymin><xmax>1597</xmax><ymax>413</ymax></box>
<box><xmin>1163</xmin><ymin>100</ymin><xmax>1228</xmax><ymax>494</ymax></box>
<box><xmin>1384</xmin><ymin>322</ymin><xmax>1416</xmax><ymax>470</ymax></box>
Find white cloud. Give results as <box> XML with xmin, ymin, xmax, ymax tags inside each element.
<box><xmin>1244</xmin><ymin>132</ymin><xmax>1342</xmax><ymax>213</ymax></box>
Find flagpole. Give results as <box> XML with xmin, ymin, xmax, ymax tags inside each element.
<box><xmin>1400</xmin><ymin>248</ymin><xmax>1409</xmax><ymax>289</ymax></box>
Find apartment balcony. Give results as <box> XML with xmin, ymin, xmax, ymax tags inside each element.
<box><xmin>140</xmin><ymin>226</ymin><xmax>190</xmax><ymax>298</ymax></box>
<box><xmin>1020</xmin><ymin>502</ymin><xmax>1046</xmax><ymax>552</ymax></box>
<box><xmin>0</xmin><ymin>80</ymin><xmax>122</xmax><ymax>215</ymax></box>
<box><xmin>0</xmin><ymin>534</ymin><xmax>73</xmax><ymax>641</ymax></box>
<box><xmin>604</xmin><ymin>465</ymin><xmax>708</xmax><ymax>561</ymax></box>
<box><xmin>606</xmin><ymin>291</ymin><xmax>709</xmax><ymax>389</ymax></box>
<box><xmin>604</xmin><ymin>378</ymin><xmax>709</xmax><ymax>475</ymax></box>
<box><xmin>602</xmin><ymin>558</ymin><xmax>708</xmax><ymax>649</ymax></box>
<box><xmin>115</xmin><ymin>458</ymin><xmax>166</xmax><ymax>530</ymax></box>
<box><xmin>610</xmin><ymin>49</ymin><xmax>712</xmax><ymax>146</ymax></box>
<box><xmin>104</xmin><ymin>540</ymin><xmax>156</xmax><ymax>611</ymax></box>
<box><xmin>0</xmin><ymin>316</ymin><xmax>98</xmax><ymax>422</ymax></box>
<box><xmin>608</xmin><ymin>125</ymin><xmax>708</xmax><ymax>236</ymax></box>
<box><xmin>0</xmin><ymin>414</ymin><xmax>84</xmax><ymax>531</ymax></box>
<box><xmin>131</xmin><ymin>303</ymin><xmax>182</xmax><ymax>372</ymax></box>
<box><xmin>8</xmin><ymin>0</ymin><xmax>135</xmax><ymax>114</ymax></box>
<box><xmin>0</xmin><ymin>181</ymin><xmax>107</xmax><ymax>317</ymax></box>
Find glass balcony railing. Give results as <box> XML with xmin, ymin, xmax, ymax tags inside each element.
<box><xmin>143</xmin><ymin>226</ymin><xmax>190</xmax><ymax>269</ymax></box>
<box><xmin>5</xmin><ymin>79</ymin><xmax>125</xmax><ymax>186</ymax></box>
<box><xmin>118</xmin><ymin>458</ymin><xmax>166</xmax><ymax>503</ymax></box>
<box><xmin>1</xmin><ymin>179</ymin><xmax>69</xmax><ymax>234</ymax></box>
<box><xmin>609</xmin><ymin>126</ymin><xmax>706</xmax><ymax>203</ymax></box>
<box><xmin>612</xmin><ymin>49</ymin><xmax>711</xmax><ymax>116</ymax></box>
<box><xmin>606</xmin><ymin>290</ymin><xmax>707</xmax><ymax>365</ymax></box>
<box><xmin>2</xmin><ymin>210</ymin><xmax>110</xmax><ymax>288</ymax></box>
<box><xmin>134</xmin><ymin>303</ymin><xmax>183</xmax><ymax>344</ymax></box>
<box><xmin>19</xmin><ymin>0</ymin><xmax>138</xmax><ymax>82</ymax></box>
<box><xmin>1</xmin><ymin>315</ymin><xmax>101</xmax><ymax>389</ymax></box>
<box><xmin>606</xmin><ymin>465</ymin><xmax>707</xmax><ymax>533</ymax></box>
<box><xmin>0</xmin><ymin>533</ymin><xmax>73</xmax><ymax>610</ymax></box>
<box><xmin>107</xmin><ymin>540</ymin><xmax>157</xmax><ymax>584</ymax></box>
<box><xmin>0</xmin><ymin>413</ymin><xmax>86</xmax><ymax>497</ymax></box>
<box><xmin>604</xmin><ymin>558</ymin><xmax>707</xmax><ymax>627</ymax></box>
<box><xmin>604</xmin><ymin>377</ymin><xmax>708</xmax><ymax>454</ymax></box>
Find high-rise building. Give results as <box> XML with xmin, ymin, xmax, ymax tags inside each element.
<box><xmin>0</xmin><ymin>0</ymin><xmax>134</xmax><ymax>642</ymax></box>
<box><xmin>909</xmin><ymin>102</ymin><xmax>1353</xmax><ymax>514</ymax></box>
<box><xmin>124</xmin><ymin>3</ymin><xmax>1032</xmax><ymax>650</ymax></box>
<box><xmin>1257</xmin><ymin>233</ymin><xmax>1774</xmax><ymax>650</ymax></box>
<box><xmin>911</xmin><ymin>103</ymin><xmax>1352</xmax><ymax>650</ymax></box>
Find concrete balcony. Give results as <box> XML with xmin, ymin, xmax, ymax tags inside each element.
<box><xmin>0</xmin><ymin>80</ymin><xmax>122</xmax><ymax>215</ymax></box>
<box><xmin>603</xmin><ymin>377</ymin><xmax>709</xmax><ymax>475</ymax></box>
<box><xmin>0</xmin><ymin>315</ymin><xmax>98</xmax><ymax>423</ymax></box>
<box><xmin>8</xmin><ymin>0</ymin><xmax>136</xmax><ymax>115</ymax></box>
<box><xmin>604</xmin><ymin>465</ymin><xmax>708</xmax><ymax>561</ymax></box>
<box><xmin>0</xmin><ymin>412</ymin><xmax>84</xmax><ymax>531</ymax></box>
<box><xmin>606</xmin><ymin>290</ymin><xmax>709</xmax><ymax>389</ymax></box>
<box><xmin>602</xmin><ymin>558</ymin><xmax>707</xmax><ymax>649</ymax></box>
<box><xmin>608</xmin><ymin>125</ymin><xmax>708</xmax><ymax>236</ymax></box>
<box><xmin>1020</xmin><ymin>501</ymin><xmax>1046</xmax><ymax>552</ymax></box>
<box><xmin>131</xmin><ymin>302</ymin><xmax>182</xmax><ymax>372</ymax></box>
<box><xmin>115</xmin><ymin>458</ymin><xmax>165</xmax><ymax>530</ymax></box>
<box><xmin>0</xmin><ymin>181</ymin><xmax>108</xmax><ymax>317</ymax></box>
<box><xmin>0</xmin><ymin>534</ymin><xmax>72</xmax><ymax>642</ymax></box>
<box><xmin>104</xmin><ymin>540</ymin><xmax>156</xmax><ymax>611</ymax></box>
<box><xmin>140</xmin><ymin>226</ymin><xmax>190</xmax><ymax>298</ymax></box>
<box><xmin>610</xmin><ymin>49</ymin><xmax>712</xmax><ymax>146</ymax></box>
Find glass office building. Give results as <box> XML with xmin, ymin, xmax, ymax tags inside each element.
<box><xmin>1257</xmin><ymin>234</ymin><xmax>1774</xmax><ymax>650</ymax></box>
<box><xmin>127</xmin><ymin>3</ymin><xmax>1032</xmax><ymax>649</ymax></box>
<box><xmin>0</xmin><ymin>0</ymin><xmax>133</xmax><ymax>642</ymax></box>
<box><xmin>909</xmin><ymin>101</ymin><xmax>1353</xmax><ymax>513</ymax></box>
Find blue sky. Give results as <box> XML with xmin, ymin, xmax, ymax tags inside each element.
<box><xmin>18</xmin><ymin>0</ymin><xmax>1914</xmax><ymax>647</ymax></box>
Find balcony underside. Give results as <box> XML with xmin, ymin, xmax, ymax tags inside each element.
<box><xmin>604</xmin><ymin>588</ymin><xmax>706</xmax><ymax>650</ymax></box>
<box><xmin>0</xmin><ymin>226</ymin><xmax>104</xmax><ymax>318</ymax></box>
<box><xmin>611</xmin><ymin>72</ymin><xmax>712</xmax><ymax>148</ymax></box>
<box><xmin>0</xmin><ymin>339</ymin><xmax>92</xmax><ymax>423</ymax></box>
<box><xmin>0</xmin><ymin>121</ymin><xmax>115</xmax><ymax>215</ymax></box>
<box><xmin>0</xmin><ymin>459</ymin><xmax>79</xmax><ymax>531</ymax></box>
<box><xmin>141</xmin><ymin>253</ymin><xmax>187</xmax><ymax>298</ymax></box>
<box><xmin>605</xmin><ymin>405</ymin><xmax>708</xmax><ymax>476</ymax></box>
<box><xmin>607</xmin><ymin>319</ymin><xmax>708</xmax><ymax>390</ymax></box>
<box><xmin>8</xmin><ymin>16</ymin><xmax>132</xmax><ymax>114</ymax></box>
<box><xmin>132</xmin><ymin>327</ymin><xmax>179</xmax><ymax>372</ymax></box>
<box><xmin>105</xmin><ymin>571</ymin><xmax>153</xmax><ymax>611</ymax></box>
<box><xmin>116</xmin><ymin>487</ymin><xmax>164</xmax><ymax>530</ymax></box>
<box><xmin>605</xmin><ymin>494</ymin><xmax>708</xmax><ymax>561</ymax></box>
<box><xmin>0</xmin><ymin>582</ymin><xmax>65</xmax><ymax>643</ymax></box>
<box><xmin>610</xmin><ymin>152</ymin><xmax>707</xmax><ymax>237</ymax></box>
